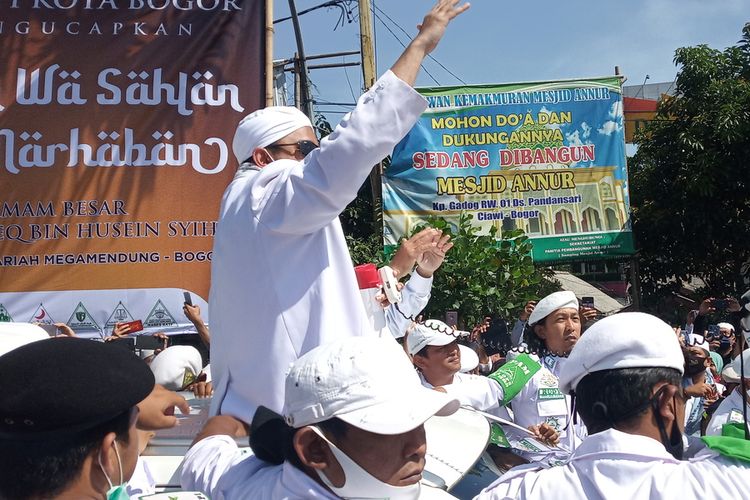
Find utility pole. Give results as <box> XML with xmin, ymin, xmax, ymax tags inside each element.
<box><xmin>358</xmin><ymin>0</ymin><xmax>376</xmax><ymax>90</ymax></box>
<box><xmin>358</xmin><ymin>0</ymin><xmax>382</xmax><ymax>224</ymax></box>
<box><xmin>288</xmin><ymin>0</ymin><xmax>314</xmax><ymax>119</ymax></box>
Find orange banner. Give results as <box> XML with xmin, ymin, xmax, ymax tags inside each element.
<box><xmin>0</xmin><ymin>1</ymin><xmax>265</xmax><ymax>335</ymax></box>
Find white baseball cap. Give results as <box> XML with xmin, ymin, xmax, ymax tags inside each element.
<box><xmin>0</xmin><ymin>323</ymin><xmax>49</xmax><ymax>357</ymax></box>
<box><xmin>149</xmin><ymin>345</ymin><xmax>203</xmax><ymax>391</ymax></box>
<box><xmin>528</xmin><ymin>291</ymin><xmax>579</xmax><ymax>326</ymax></box>
<box><xmin>283</xmin><ymin>337</ymin><xmax>459</xmax><ymax>434</ymax></box>
<box><xmin>406</xmin><ymin>320</ymin><xmax>458</xmax><ymax>355</ymax></box>
<box><xmin>559</xmin><ymin>312</ymin><xmax>685</xmax><ymax>394</ymax></box>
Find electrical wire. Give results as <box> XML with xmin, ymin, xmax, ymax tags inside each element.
<box><xmin>372</xmin><ymin>3</ymin><xmax>467</xmax><ymax>85</ymax></box>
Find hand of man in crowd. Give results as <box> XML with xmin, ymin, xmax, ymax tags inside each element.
<box><xmin>53</xmin><ymin>323</ymin><xmax>76</xmax><ymax>337</ymax></box>
<box><xmin>136</xmin><ymin>384</ymin><xmax>190</xmax><ymax>430</ymax></box>
<box><xmin>698</xmin><ymin>298</ymin><xmax>716</xmax><ymax>316</ymax></box>
<box><xmin>183</xmin><ymin>304</ymin><xmax>204</xmax><ymax>325</ymax></box>
<box><xmin>391</xmin><ymin>0</ymin><xmax>470</xmax><ymax>86</ymax></box>
<box><xmin>191</xmin><ymin>381</ymin><xmax>213</xmax><ymax>399</ymax></box>
<box><xmin>374</xmin><ymin>268</ymin><xmax>405</xmax><ymax>308</ymax></box>
<box><xmin>684</xmin><ymin>382</ymin><xmax>715</xmax><ymax>399</ymax></box>
<box><xmin>112</xmin><ymin>322</ymin><xmax>131</xmax><ymax>337</ymax></box>
<box><xmin>389</xmin><ymin>227</ymin><xmax>442</xmax><ymax>279</ymax></box>
<box><xmin>469</xmin><ymin>316</ymin><xmax>491</xmax><ymax>342</ymax></box>
<box><xmin>519</xmin><ymin>301</ymin><xmax>536</xmax><ymax>322</ymax></box>
<box><xmin>580</xmin><ymin>307</ymin><xmax>597</xmax><ymax>323</ymax></box>
<box><xmin>416</xmin><ymin>231</ymin><xmax>453</xmax><ymax>277</ymax></box>
<box><xmin>413</xmin><ymin>0</ymin><xmax>470</xmax><ymax>56</ymax></box>
<box><xmin>528</xmin><ymin>423</ymin><xmax>560</xmax><ymax>447</ymax></box>
<box><xmin>727</xmin><ymin>297</ymin><xmax>741</xmax><ymax>313</ymax></box>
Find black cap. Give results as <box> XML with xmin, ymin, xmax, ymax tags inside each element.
<box><xmin>0</xmin><ymin>338</ymin><xmax>154</xmax><ymax>440</ymax></box>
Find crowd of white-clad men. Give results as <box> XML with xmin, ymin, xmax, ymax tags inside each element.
<box><xmin>2</xmin><ymin>1</ymin><xmax>750</xmax><ymax>499</ymax></box>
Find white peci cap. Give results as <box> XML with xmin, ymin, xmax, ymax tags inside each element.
<box><xmin>528</xmin><ymin>291</ymin><xmax>579</xmax><ymax>326</ymax></box>
<box><xmin>559</xmin><ymin>312</ymin><xmax>684</xmax><ymax>394</ymax></box>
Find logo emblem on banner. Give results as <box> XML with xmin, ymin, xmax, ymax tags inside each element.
<box><xmin>67</xmin><ymin>302</ymin><xmax>101</xmax><ymax>334</ymax></box>
<box><xmin>105</xmin><ymin>301</ymin><xmax>136</xmax><ymax>332</ymax></box>
<box><xmin>28</xmin><ymin>303</ymin><xmax>54</xmax><ymax>325</ymax></box>
<box><xmin>145</xmin><ymin>299</ymin><xmax>177</xmax><ymax>328</ymax></box>
<box><xmin>0</xmin><ymin>304</ymin><xmax>13</xmax><ymax>322</ymax></box>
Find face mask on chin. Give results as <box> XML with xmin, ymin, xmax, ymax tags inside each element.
<box><xmin>310</xmin><ymin>426</ymin><xmax>421</xmax><ymax>500</ymax></box>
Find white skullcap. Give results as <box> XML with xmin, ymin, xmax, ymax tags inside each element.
<box><xmin>232</xmin><ymin>106</ymin><xmax>313</xmax><ymax>165</ymax></box>
<box><xmin>528</xmin><ymin>291</ymin><xmax>579</xmax><ymax>325</ymax></box>
<box><xmin>0</xmin><ymin>323</ymin><xmax>49</xmax><ymax>357</ymax></box>
<box><xmin>149</xmin><ymin>345</ymin><xmax>203</xmax><ymax>391</ymax></box>
<box><xmin>559</xmin><ymin>312</ymin><xmax>684</xmax><ymax>394</ymax></box>
<box><xmin>717</xmin><ymin>322</ymin><xmax>735</xmax><ymax>332</ymax></box>
<box><xmin>688</xmin><ymin>334</ymin><xmax>710</xmax><ymax>353</ymax></box>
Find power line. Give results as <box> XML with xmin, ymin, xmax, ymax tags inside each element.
<box><xmin>370</xmin><ymin>10</ymin><xmax>440</xmax><ymax>85</ymax></box>
<box><xmin>372</xmin><ymin>3</ymin><xmax>466</xmax><ymax>85</ymax></box>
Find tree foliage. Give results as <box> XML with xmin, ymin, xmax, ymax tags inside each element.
<box><xmin>630</xmin><ymin>23</ymin><xmax>750</xmax><ymax>303</ymax></box>
<box><xmin>410</xmin><ymin>214</ymin><xmax>559</xmax><ymax>327</ymax></box>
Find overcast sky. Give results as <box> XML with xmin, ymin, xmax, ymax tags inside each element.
<box><xmin>272</xmin><ymin>0</ymin><xmax>748</xmax><ymax>120</ymax></box>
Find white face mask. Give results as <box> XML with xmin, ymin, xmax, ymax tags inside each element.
<box><xmin>310</xmin><ymin>426</ymin><xmax>421</xmax><ymax>500</ymax></box>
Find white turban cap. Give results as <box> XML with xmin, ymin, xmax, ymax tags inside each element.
<box><xmin>232</xmin><ymin>106</ymin><xmax>313</xmax><ymax>165</ymax></box>
<box><xmin>528</xmin><ymin>291</ymin><xmax>579</xmax><ymax>326</ymax></box>
<box><xmin>149</xmin><ymin>345</ymin><xmax>204</xmax><ymax>391</ymax></box>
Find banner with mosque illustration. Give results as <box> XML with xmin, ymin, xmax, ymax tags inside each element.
<box><xmin>0</xmin><ymin>2</ymin><xmax>265</xmax><ymax>335</ymax></box>
<box><xmin>383</xmin><ymin>77</ymin><xmax>634</xmax><ymax>263</ymax></box>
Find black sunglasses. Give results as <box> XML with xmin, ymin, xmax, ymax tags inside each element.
<box><xmin>267</xmin><ymin>140</ymin><xmax>318</xmax><ymax>157</ymax></box>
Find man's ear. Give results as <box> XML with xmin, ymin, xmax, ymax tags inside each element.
<box><xmin>655</xmin><ymin>384</ymin><xmax>680</xmax><ymax>426</ymax></box>
<box><xmin>293</xmin><ymin>427</ymin><xmax>345</xmax><ymax>487</ymax></box>
<box><xmin>293</xmin><ymin>427</ymin><xmax>332</xmax><ymax>470</ymax></box>
<box><xmin>97</xmin><ymin>432</ymin><xmax>120</xmax><ymax>476</ymax></box>
<box><xmin>533</xmin><ymin>323</ymin><xmax>546</xmax><ymax>340</ymax></box>
<box><xmin>251</xmin><ymin>147</ymin><xmax>273</xmax><ymax>167</ymax></box>
<box><xmin>412</xmin><ymin>353</ymin><xmax>428</xmax><ymax>370</ymax></box>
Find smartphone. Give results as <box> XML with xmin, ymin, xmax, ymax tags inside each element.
<box><xmin>183</xmin><ymin>291</ymin><xmax>193</xmax><ymax>306</ymax></box>
<box><xmin>707</xmin><ymin>324</ymin><xmax>720</xmax><ymax>339</ymax></box>
<box><xmin>445</xmin><ymin>310</ymin><xmax>459</xmax><ymax>327</ymax></box>
<box><xmin>713</xmin><ymin>298</ymin><xmax>727</xmax><ymax>310</ymax></box>
<box><xmin>39</xmin><ymin>324</ymin><xmax>58</xmax><ymax>337</ymax></box>
<box><xmin>135</xmin><ymin>335</ymin><xmax>168</xmax><ymax>351</ymax></box>
<box><xmin>122</xmin><ymin>320</ymin><xmax>144</xmax><ymax>334</ymax></box>
<box><xmin>581</xmin><ymin>296</ymin><xmax>595</xmax><ymax>309</ymax></box>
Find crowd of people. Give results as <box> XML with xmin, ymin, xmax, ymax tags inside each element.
<box><xmin>2</xmin><ymin>1</ymin><xmax>750</xmax><ymax>499</ymax></box>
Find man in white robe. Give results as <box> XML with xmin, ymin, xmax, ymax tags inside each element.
<box><xmin>209</xmin><ymin>0</ymin><xmax>469</xmax><ymax>422</ymax></box>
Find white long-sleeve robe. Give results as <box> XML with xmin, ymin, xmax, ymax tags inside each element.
<box><xmin>208</xmin><ymin>71</ymin><xmax>427</xmax><ymax>421</ymax></box>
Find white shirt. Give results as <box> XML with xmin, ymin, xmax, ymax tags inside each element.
<box><xmin>420</xmin><ymin>371</ymin><xmax>510</xmax><ymax>419</ymax></box>
<box><xmin>384</xmin><ymin>272</ymin><xmax>433</xmax><ymax>339</ymax></box>
<box><xmin>182</xmin><ymin>435</ymin><xmax>458</xmax><ymax>500</ymax></box>
<box><xmin>706</xmin><ymin>388</ymin><xmax>750</xmax><ymax>436</ymax></box>
<box><xmin>208</xmin><ymin>71</ymin><xmax>428</xmax><ymax>420</ymax></box>
<box><xmin>509</xmin><ymin>356</ymin><xmax>586</xmax><ymax>451</ymax></box>
<box><xmin>475</xmin><ymin>428</ymin><xmax>750</xmax><ymax>500</ymax></box>
<box><xmin>181</xmin><ymin>435</ymin><xmax>336</xmax><ymax>500</ymax></box>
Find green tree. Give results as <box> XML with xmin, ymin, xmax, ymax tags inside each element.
<box><xmin>630</xmin><ymin>23</ymin><xmax>750</xmax><ymax>305</ymax></box>
<box><xmin>410</xmin><ymin>213</ymin><xmax>559</xmax><ymax>327</ymax></box>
